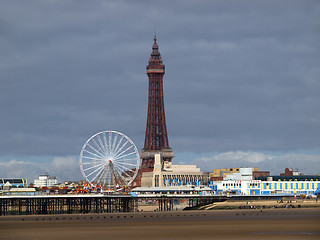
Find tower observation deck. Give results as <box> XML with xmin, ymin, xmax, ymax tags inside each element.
<box><xmin>141</xmin><ymin>36</ymin><xmax>173</xmax><ymax>169</ymax></box>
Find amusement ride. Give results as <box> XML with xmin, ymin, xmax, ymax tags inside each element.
<box><xmin>79</xmin><ymin>130</ymin><xmax>140</xmax><ymax>191</ymax></box>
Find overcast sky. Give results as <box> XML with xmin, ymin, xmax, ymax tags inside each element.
<box><xmin>1</xmin><ymin>0</ymin><xmax>319</xmax><ymax>182</ymax></box>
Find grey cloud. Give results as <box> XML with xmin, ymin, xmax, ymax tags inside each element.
<box><xmin>0</xmin><ymin>0</ymin><xmax>319</xmax><ymax>158</ymax></box>
<box><xmin>0</xmin><ymin>157</ymin><xmax>82</xmax><ymax>183</ymax></box>
<box><xmin>193</xmin><ymin>151</ymin><xmax>320</xmax><ymax>175</ymax></box>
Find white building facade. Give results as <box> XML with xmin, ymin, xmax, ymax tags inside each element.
<box><xmin>140</xmin><ymin>154</ymin><xmax>209</xmax><ymax>188</ymax></box>
<box><xmin>223</xmin><ymin>168</ymin><xmax>256</xmax><ymax>181</ymax></box>
<box><xmin>211</xmin><ymin>180</ymin><xmax>320</xmax><ymax>196</ymax></box>
<box><xmin>34</xmin><ymin>174</ymin><xmax>58</xmax><ymax>188</ymax></box>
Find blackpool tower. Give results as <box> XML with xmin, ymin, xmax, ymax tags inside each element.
<box><xmin>141</xmin><ymin>36</ymin><xmax>173</xmax><ymax>169</ymax></box>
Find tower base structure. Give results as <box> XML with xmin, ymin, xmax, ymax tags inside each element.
<box><xmin>131</xmin><ymin>149</ymin><xmax>173</xmax><ymax>188</ymax></box>
<box><xmin>141</xmin><ymin>148</ymin><xmax>173</xmax><ymax>169</ymax></box>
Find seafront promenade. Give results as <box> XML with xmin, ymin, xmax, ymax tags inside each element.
<box><xmin>1</xmin><ymin>208</ymin><xmax>319</xmax><ymax>240</ymax></box>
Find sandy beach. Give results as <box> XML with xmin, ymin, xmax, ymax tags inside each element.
<box><xmin>1</xmin><ymin>208</ymin><xmax>319</xmax><ymax>240</ymax></box>
<box><xmin>138</xmin><ymin>197</ymin><xmax>320</xmax><ymax>211</ymax></box>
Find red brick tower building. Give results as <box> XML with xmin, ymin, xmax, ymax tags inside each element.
<box><xmin>133</xmin><ymin>36</ymin><xmax>173</xmax><ymax>187</ymax></box>
<box><xmin>141</xmin><ymin>36</ymin><xmax>173</xmax><ymax>167</ymax></box>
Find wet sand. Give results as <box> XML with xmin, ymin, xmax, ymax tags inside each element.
<box><xmin>200</xmin><ymin>198</ymin><xmax>320</xmax><ymax>210</ymax></box>
<box><xmin>1</xmin><ymin>208</ymin><xmax>320</xmax><ymax>240</ymax></box>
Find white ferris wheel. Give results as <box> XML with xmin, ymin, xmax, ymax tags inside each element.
<box><xmin>79</xmin><ymin>130</ymin><xmax>140</xmax><ymax>189</ymax></box>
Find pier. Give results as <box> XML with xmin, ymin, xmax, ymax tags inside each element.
<box><xmin>0</xmin><ymin>195</ymin><xmax>134</xmax><ymax>216</ymax></box>
<box><xmin>0</xmin><ymin>194</ymin><xmax>229</xmax><ymax>216</ymax></box>
<box><xmin>0</xmin><ymin>194</ymin><xmax>296</xmax><ymax>216</ymax></box>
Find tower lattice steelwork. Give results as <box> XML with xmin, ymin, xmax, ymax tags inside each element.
<box><xmin>140</xmin><ymin>36</ymin><xmax>173</xmax><ymax>169</ymax></box>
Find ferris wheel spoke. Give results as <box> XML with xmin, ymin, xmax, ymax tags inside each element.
<box><xmin>110</xmin><ymin>164</ymin><xmax>126</xmax><ymax>183</ymax></box>
<box><xmin>109</xmin><ymin>131</ymin><xmax>112</xmax><ymax>154</ymax></box>
<box><xmin>115</xmin><ymin>162</ymin><xmax>133</xmax><ymax>173</ymax></box>
<box><xmin>102</xmin><ymin>167</ymin><xmax>111</xmax><ymax>186</ymax></box>
<box><xmin>121</xmin><ymin>169</ymin><xmax>132</xmax><ymax>178</ymax></box>
<box><xmin>82</xmin><ymin>162</ymin><xmax>99</xmax><ymax>165</ymax></box>
<box><xmin>103</xmin><ymin>165</ymin><xmax>112</xmax><ymax>184</ymax></box>
<box><xmin>92</xmin><ymin>164</ymin><xmax>109</xmax><ymax>183</ymax></box>
<box><xmin>81</xmin><ymin>156</ymin><xmax>102</xmax><ymax>162</ymax></box>
<box><xmin>102</xmin><ymin>131</ymin><xmax>111</xmax><ymax>153</ymax></box>
<box><xmin>97</xmin><ymin>134</ymin><xmax>108</xmax><ymax>155</ymax></box>
<box><xmin>83</xmin><ymin>149</ymin><xmax>105</xmax><ymax>160</ymax></box>
<box><xmin>116</xmin><ymin>151</ymin><xmax>135</xmax><ymax>160</ymax></box>
<box><xmin>83</xmin><ymin>163</ymin><xmax>105</xmax><ymax>171</ymax></box>
<box><xmin>91</xmin><ymin>138</ymin><xmax>106</xmax><ymax>156</ymax></box>
<box><xmin>113</xmin><ymin>157</ymin><xmax>137</xmax><ymax>163</ymax></box>
<box><xmin>112</xmin><ymin>162</ymin><xmax>123</xmax><ymax>174</ymax></box>
<box><xmin>111</xmin><ymin>132</ymin><xmax>118</xmax><ymax>152</ymax></box>
<box><xmin>85</xmin><ymin>164</ymin><xmax>106</xmax><ymax>179</ymax></box>
<box><xmin>114</xmin><ymin>161</ymin><xmax>138</xmax><ymax>167</ymax></box>
<box><xmin>114</xmin><ymin>139</ymin><xmax>129</xmax><ymax>157</ymax></box>
<box><xmin>113</xmin><ymin>166</ymin><xmax>123</xmax><ymax>178</ymax></box>
<box><xmin>116</xmin><ymin>168</ymin><xmax>134</xmax><ymax>180</ymax></box>
<box><xmin>116</xmin><ymin>164</ymin><xmax>135</xmax><ymax>176</ymax></box>
<box><xmin>113</xmin><ymin>135</ymin><xmax>125</xmax><ymax>155</ymax></box>
<box><xmin>114</xmin><ymin>169</ymin><xmax>130</xmax><ymax>184</ymax></box>
<box><xmin>83</xmin><ymin>162</ymin><xmax>106</xmax><ymax>172</ymax></box>
<box><xmin>86</xmin><ymin>143</ymin><xmax>106</xmax><ymax>158</ymax></box>
<box><xmin>115</xmin><ymin>145</ymin><xmax>133</xmax><ymax>159</ymax></box>
<box><xmin>107</xmin><ymin>167</ymin><xmax>114</xmax><ymax>184</ymax></box>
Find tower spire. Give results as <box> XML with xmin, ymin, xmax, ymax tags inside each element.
<box><xmin>148</xmin><ymin>35</ymin><xmax>162</xmax><ymax>65</ymax></box>
<box><xmin>152</xmin><ymin>35</ymin><xmax>158</xmax><ymax>51</ymax></box>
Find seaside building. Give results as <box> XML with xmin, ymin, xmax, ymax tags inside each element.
<box><xmin>0</xmin><ymin>178</ymin><xmax>28</xmax><ymax>189</ymax></box>
<box><xmin>256</xmin><ymin>175</ymin><xmax>320</xmax><ymax>181</ymax></box>
<box><xmin>280</xmin><ymin>168</ymin><xmax>302</xmax><ymax>176</ymax></box>
<box><xmin>0</xmin><ymin>179</ymin><xmax>35</xmax><ymax>196</ymax></box>
<box><xmin>252</xmin><ymin>170</ymin><xmax>270</xmax><ymax>179</ymax></box>
<box><xmin>211</xmin><ymin>179</ymin><xmax>320</xmax><ymax>196</ymax></box>
<box><xmin>210</xmin><ymin>167</ymin><xmax>269</xmax><ymax>181</ymax></box>
<box><xmin>34</xmin><ymin>174</ymin><xmax>58</xmax><ymax>188</ymax></box>
<box><xmin>254</xmin><ymin>168</ymin><xmax>319</xmax><ymax>183</ymax></box>
<box><xmin>139</xmin><ymin>154</ymin><xmax>209</xmax><ymax>188</ymax></box>
<box><xmin>209</xmin><ymin>167</ymin><xmax>319</xmax><ymax>196</ymax></box>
